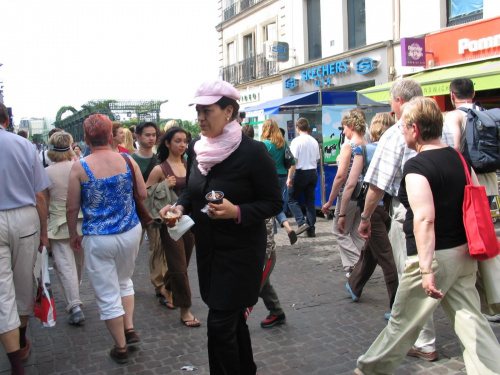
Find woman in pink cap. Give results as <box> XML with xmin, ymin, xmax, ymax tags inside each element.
<box><xmin>160</xmin><ymin>80</ymin><xmax>283</xmax><ymax>375</ymax></box>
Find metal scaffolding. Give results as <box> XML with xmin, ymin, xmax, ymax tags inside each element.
<box><xmin>55</xmin><ymin>99</ymin><xmax>167</xmax><ymax>141</ymax></box>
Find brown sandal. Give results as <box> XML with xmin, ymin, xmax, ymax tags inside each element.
<box><xmin>125</xmin><ymin>328</ymin><xmax>140</xmax><ymax>345</ymax></box>
<box><xmin>109</xmin><ymin>345</ymin><xmax>128</xmax><ymax>364</ymax></box>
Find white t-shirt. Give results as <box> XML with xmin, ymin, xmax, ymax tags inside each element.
<box><xmin>289</xmin><ymin>133</ymin><xmax>320</xmax><ymax>170</ymax></box>
<box><xmin>40</xmin><ymin>149</ymin><xmax>55</xmax><ymax>167</ymax></box>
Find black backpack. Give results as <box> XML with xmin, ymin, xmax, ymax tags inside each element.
<box><xmin>459</xmin><ymin>103</ymin><xmax>500</xmax><ymax>174</ymax></box>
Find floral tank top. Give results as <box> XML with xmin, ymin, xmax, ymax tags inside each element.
<box><xmin>80</xmin><ymin>157</ymin><xmax>139</xmax><ymax>235</ymax></box>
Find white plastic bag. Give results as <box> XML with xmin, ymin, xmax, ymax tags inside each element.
<box><xmin>167</xmin><ymin>215</ymin><xmax>195</xmax><ymax>241</ymax></box>
<box><xmin>34</xmin><ymin>247</ymin><xmax>56</xmax><ymax>327</ymax></box>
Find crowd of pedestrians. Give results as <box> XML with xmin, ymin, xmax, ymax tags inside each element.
<box><xmin>1</xmin><ymin>77</ymin><xmax>500</xmax><ymax>375</ymax></box>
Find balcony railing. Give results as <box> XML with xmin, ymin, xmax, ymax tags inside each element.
<box><xmin>223</xmin><ymin>0</ymin><xmax>264</xmax><ymax>21</ymax></box>
<box><xmin>222</xmin><ymin>53</ymin><xmax>277</xmax><ymax>85</ymax></box>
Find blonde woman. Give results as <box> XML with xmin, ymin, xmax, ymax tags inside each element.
<box><xmin>43</xmin><ymin>132</ymin><xmax>85</xmax><ymax>325</ymax></box>
<box><xmin>163</xmin><ymin>120</ymin><xmax>179</xmax><ymax>133</ymax></box>
<box><xmin>338</xmin><ymin>113</ymin><xmax>398</xmax><ymax>308</ymax></box>
<box><xmin>121</xmin><ymin>128</ymin><xmax>136</xmax><ymax>155</ymax></box>
<box><xmin>321</xmin><ymin>111</ymin><xmax>367</xmax><ymax>276</ymax></box>
<box><xmin>261</xmin><ymin>119</ymin><xmax>297</xmax><ymax>245</ymax></box>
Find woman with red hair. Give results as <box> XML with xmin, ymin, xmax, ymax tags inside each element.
<box><xmin>67</xmin><ymin>114</ymin><xmax>145</xmax><ymax>364</ymax></box>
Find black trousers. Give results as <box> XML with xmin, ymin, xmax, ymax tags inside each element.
<box><xmin>207</xmin><ymin>308</ymin><xmax>257</xmax><ymax>375</ymax></box>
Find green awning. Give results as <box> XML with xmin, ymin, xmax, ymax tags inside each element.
<box><xmin>358</xmin><ymin>58</ymin><xmax>500</xmax><ymax>103</ymax></box>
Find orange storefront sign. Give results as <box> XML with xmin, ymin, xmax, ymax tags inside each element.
<box><xmin>425</xmin><ymin>16</ymin><xmax>500</xmax><ymax>68</ymax></box>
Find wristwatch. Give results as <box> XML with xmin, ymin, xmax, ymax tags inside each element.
<box><xmin>360</xmin><ymin>214</ymin><xmax>371</xmax><ymax>221</ymax></box>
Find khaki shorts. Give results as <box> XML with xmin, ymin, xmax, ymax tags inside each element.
<box><xmin>0</xmin><ymin>206</ymin><xmax>40</xmax><ymax>334</ymax></box>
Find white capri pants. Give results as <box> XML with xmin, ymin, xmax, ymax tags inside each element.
<box><xmin>83</xmin><ymin>223</ymin><xmax>142</xmax><ymax>321</ymax></box>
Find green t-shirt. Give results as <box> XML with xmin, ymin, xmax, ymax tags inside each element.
<box><xmin>263</xmin><ymin>140</ymin><xmax>294</xmax><ymax>176</ymax></box>
<box><xmin>131</xmin><ymin>153</ymin><xmax>155</xmax><ymax>181</ymax></box>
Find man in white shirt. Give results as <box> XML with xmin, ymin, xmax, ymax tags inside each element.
<box><xmin>286</xmin><ymin>118</ymin><xmax>320</xmax><ymax>237</ymax></box>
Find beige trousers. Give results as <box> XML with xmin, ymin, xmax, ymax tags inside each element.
<box><xmin>50</xmin><ymin>238</ymin><xmax>84</xmax><ymax>313</ymax></box>
<box><xmin>332</xmin><ymin>196</ymin><xmax>365</xmax><ymax>271</ymax></box>
<box><xmin>388</xmin><ymin>198</ymin><xmax>436</xmax><ymax>352</ymax></box>
<box><xmin>357</xmin><ymin>244</ymin><xmax>500</xmax><ymax>375</ymax></box>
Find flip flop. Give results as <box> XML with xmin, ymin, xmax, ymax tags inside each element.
<box><xmin>181</xmin><ymin>317</ymin><xmax>201</xmax><ymax>328</ymax></box>
<box><xmin>159</xmin><ymin>298</ymin><xmax>177</xmax><ymax>310</ymax></box>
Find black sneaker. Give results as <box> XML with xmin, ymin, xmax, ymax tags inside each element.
<box><xmin>260</xmin><ymin>313</ymin><xmax>286</xmax><ymax>328</ymax></box>
<box><xmin>307</xmin><ymin>229</ymin><xmax>316</xmax><ymax>237</ymax></box>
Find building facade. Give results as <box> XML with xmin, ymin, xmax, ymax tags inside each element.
<box><xmin>216</xmin><ymin>0</ymin><xmax>500</xmax><ymax>208</ymax></box>
<box><xmin>217</xmin><ymin>0</ymin><xmax>500</xmax><ymax>121</ymax></box>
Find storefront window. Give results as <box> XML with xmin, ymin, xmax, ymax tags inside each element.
<box><xmin>348</xmin><ymin>0</ymin><xmax>366</xmax><ymax>50</ymax></box>
<box><xmin>307</xmin><ymin>0</ymin><xmax>322</xmax><ymax>61</ymax></box>
<box><xmin>447</xmin><ymin>0</ymin><xmax>483</xmax><ymax>26</ymax></box>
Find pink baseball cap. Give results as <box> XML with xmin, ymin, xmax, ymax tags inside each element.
<box><xmin>189</xmin><ymin>80</ymin><xmax>241</xmax><ymax>106</ymax></box>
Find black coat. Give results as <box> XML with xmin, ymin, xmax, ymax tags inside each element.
<box><xmin>178</xmin><ymin>135</ymin><xmax>283</xmax><ymax>310</ymax></box>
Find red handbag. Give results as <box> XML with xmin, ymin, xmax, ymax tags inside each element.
<box><xmin>457</xmin><ymin>151</ymin><xmax>500</xmax><ymax>261</ymax></box>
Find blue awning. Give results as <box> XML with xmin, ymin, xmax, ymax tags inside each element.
<box><xmin>321</xmin><ymin>91</ymin><xmax>357</xmax><ymax>105</ymax></box>
<box><xmin>244</xmin><ymin>91</ymin><xmax>319</xmax><ymax>115</ymax></box>
<box><xmin>244</xmin><ymin>90</ymin><xmax>358</xmax><ymax>115</ymax></box>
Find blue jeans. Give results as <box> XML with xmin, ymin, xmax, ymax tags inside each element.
<box><xmin>287</xmin><ymin>169</ymin><xmax>318</xmax><ymax>230</ymax></box>
<box><xmin>275</xmin><ymin>176</ymin><xmax>289</xmax><ymax>227</ymax></box>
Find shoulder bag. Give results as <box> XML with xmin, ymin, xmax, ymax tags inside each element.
<box><xmin>283</xmin><ymin>144</ymin><xmax>294</xmax><ymax>170</ymax></box>
<box><xmin>456</xmin><ymin>150</ymin><xmax>500</xmax><ymax>261</ymax></box>
<box><xmin>351</xmin><ymin>145</ymin><xmax>369</xmax><ymax>201</ymax></box>
<box><xmin>121</xmin><ymin>154</ymin><xmax>153</xmax><ymax>228</ymax></box>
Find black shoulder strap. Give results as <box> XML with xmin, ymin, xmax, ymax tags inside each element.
<box><xmin>142</xmin><ymin>154</ymin><xmax>157</xmax><ymax>182</ymax></box>
<box><xmin>361</xmin><ymin>144</ymin><xmax>368</xmax><ymax>175</ymax></box>
<box><xmin>42</xmin><ymin>150</ymin><xmax>48</xmax><ymax>168</ymax></box>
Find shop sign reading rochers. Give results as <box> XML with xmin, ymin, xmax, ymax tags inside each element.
<box><xmin>287</xmin><ymin>57</ymin><xmax>377</xmax><ymax>90</ymax></box>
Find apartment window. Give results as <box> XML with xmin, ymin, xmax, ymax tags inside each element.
<box><xmin>347</xmin><ymin>0</ymin><xmax>366</xmax><ymax>50</ymax></box>
<box><xmin>243</xmin><ymin>34</ymin><xmax>254</xmax><ymax>59</ymax></box>
<box><xmin>447</xmin><ymin>0</ymin><xmax>483</xmax><ymax>26</ymax></box>
<box><xmin>307</xmin><ymin>0</ymin><xmax>322</xmax><ymax>61</ymax></box>
<box><xmin>227</xmin><ymin>41</ymin><xmax>236</xmax><ymax>65</ymax></box>
<box><xmin>264</xmin><ymin>22</ymin><xmax>277</xmax><ymax>43</ymax></box>
<box><xmin>224</xmin><ymin>0</ymin><xmax>236</xmax><ymax>20</ymax></box>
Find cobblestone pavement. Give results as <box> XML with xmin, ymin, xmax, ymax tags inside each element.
<box><xmin>1</xmin><ymin>217</ymin><xmax>499</xmax><ymax>375</ymax></box>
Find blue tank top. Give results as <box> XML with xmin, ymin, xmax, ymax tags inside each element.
<box><xmin>80</xmin><ymin>157</ymin><xmax>139</xmax><ymax>235</ymax></box>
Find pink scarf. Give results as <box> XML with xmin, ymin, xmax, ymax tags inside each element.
<box><xmin>194</xmin><ymin>120</ymin><xmax>242</xmax><ymax>175</ymax></box>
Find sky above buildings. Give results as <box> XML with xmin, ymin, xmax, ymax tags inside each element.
<box><xmin>2</xmin><ymin>0</ymin><xmax>220</xmax><ymax>124</ymax></box>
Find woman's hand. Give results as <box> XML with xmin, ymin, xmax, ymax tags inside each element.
<box><xmin>166</xmin><ymin>175</ymin><xmax>176</xmax><ymax>188</ymax></box>
<box><xmin>422</xmin><ymin>273</ymin><xmax>443</xmax><ymax>299</ymax></box>
<box><xmin>321</xmin><ymin>202</ymin><xmax>332</xmax><ymax>214</ymax></box>
<box><xmin>207</xmin><ymin>199</ymin><xmax>238</xmax><ymax>220</ymax></box>
<box><xmin>338</xmin><ymin>216</ymin><xmax>346</xmax><ymax>234</ymax></box>
<box><xmin>159</xmin><ymin>204</ymin><xmax>184</xmax><ymax>219</ymax></box>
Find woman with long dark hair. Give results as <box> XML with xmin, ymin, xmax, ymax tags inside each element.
<box><xmin>146</xmin><ymin>128</ymin><xmax>199</xmax><ymax>327</ymax></box>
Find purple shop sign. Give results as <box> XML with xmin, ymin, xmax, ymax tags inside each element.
<box><xmin>401</xmin><ymin>38</ymin><xmax>426</xmax><ymax>67</ymax></box>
